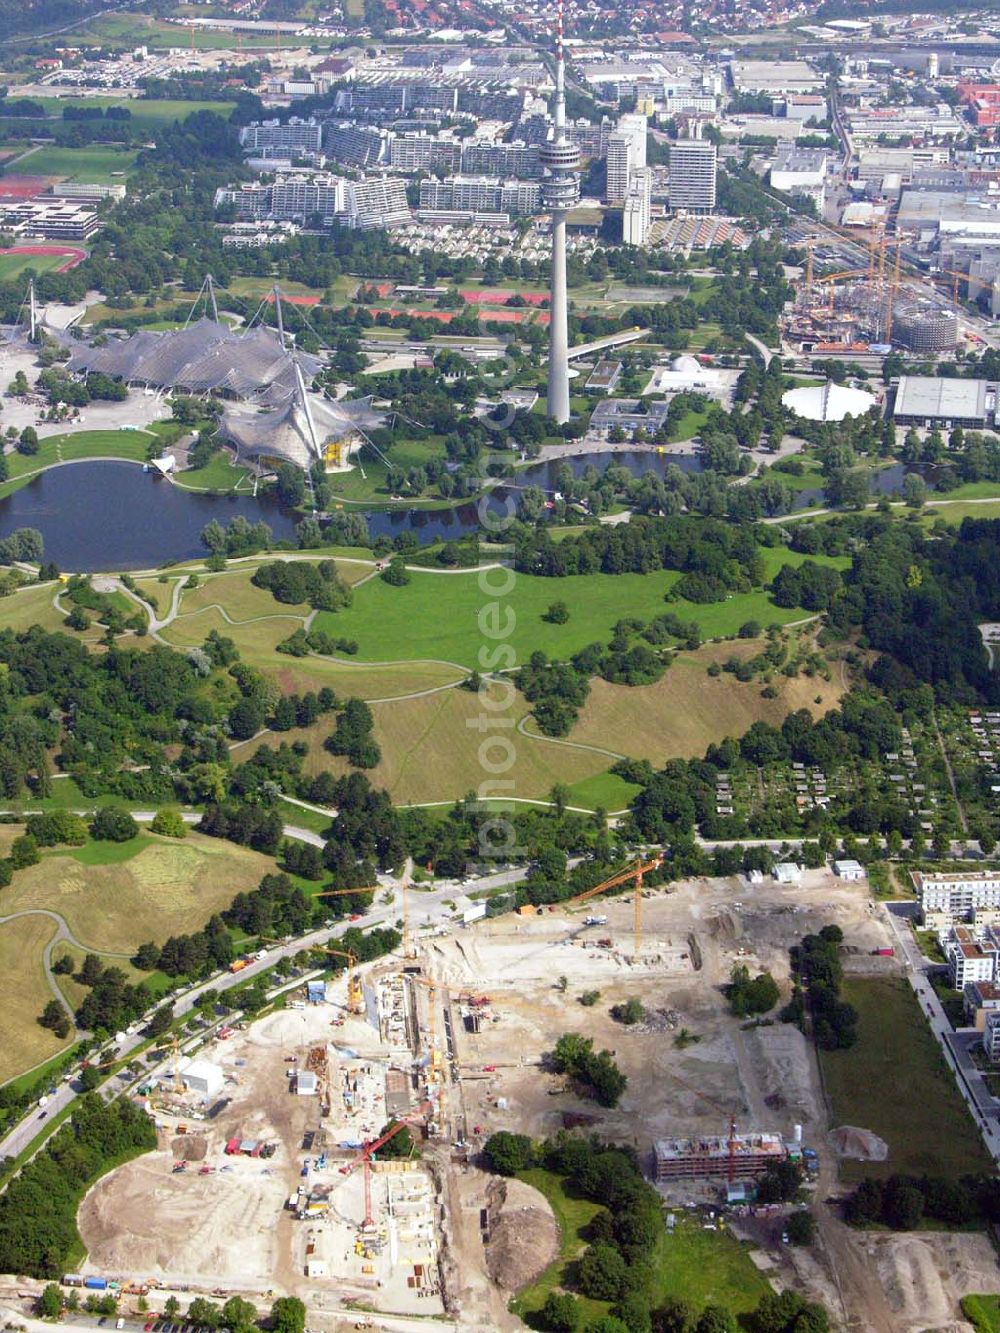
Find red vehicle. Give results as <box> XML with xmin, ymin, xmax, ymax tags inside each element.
<box><xmin>483</xmin><ymin>1065</ymin><xmax>496</xmax><ymax>1072</ymax></box>
<box><xmin>350</xmin><ymin>914</ymin><xmax>361</xmax><ymax>921</ymax></box>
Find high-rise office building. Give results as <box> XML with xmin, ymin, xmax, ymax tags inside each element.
<box><xmin>668</xmin><ymin>130</ymin><xmax>717</xmax><ymax>214</ymax></box>
<box><xmin>617</xmin><ymin>112</ymin><xmax>648</xmax><ymax>169</ymax></box>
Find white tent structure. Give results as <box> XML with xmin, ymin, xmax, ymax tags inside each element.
<box><xmin>781</xmin><ymin>382</ymin><xmax>878</xmax><ymax>422</ymax></box>
<box><xmin>51</xmin><ymin>281</ymin><xmax>389</xmax><ymax>474</ymax></box>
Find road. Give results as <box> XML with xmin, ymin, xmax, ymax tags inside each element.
<box><xmin>883</xmin><ymin>903</ymin><xmax>1000</xmax><ymax>1160</ymax></box>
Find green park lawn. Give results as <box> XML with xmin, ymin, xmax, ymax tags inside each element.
<box><xmin>173</xmin><ymin>450</ymin><xmax>251</xmax><ymax>493</ymax></box>
<box><xmin>644</xmin><ymin>1217</ymin><xmax>771</xmax><ymax>1316</ymax></box>
<box><xmin>20</xmin><ymin>95</ymin><xmax>236</xmax><ymax>127</ymax></box>
<box><xmin>311</xmin><ymin>550</ymin><xmax>847</xmax><ymax>670</ymax></box>
<box><xmin>963</xmin><ymin>1295</ymin><xmax>1000</xmax><ymax>1332</ymax></box>
<box><xmin>511</xmin><ymin>1172</ymin><xmax>770</xmax><ymax>1326</ymax></box>
<box><xmin>19</xmin><ymin>144</ymin><xmax>138</xmax><ymax>184</ymax></box>
<box><xmin>819</xmin><ymin>977</ymin><xmax>994</xmax><ymax>1182</ymax></box>
<box><xmin>565</xmin><ymin>770</ymin><xmax>642</xmax><ymax>813</ymax></box>
<box><xmin>934</xmin><ymin>481</ymin><xmax>1000</xmax><ymax>500</ymax></box>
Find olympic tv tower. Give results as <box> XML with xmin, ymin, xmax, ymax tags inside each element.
<box><xmin>539</xmin><ymin>0</ymin><xmax>580</xmax><ymax>424</ymax></box>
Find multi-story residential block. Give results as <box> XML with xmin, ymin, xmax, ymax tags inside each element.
<box><xmin>913</xmin><ymin>870</ymin><xmax>1000</xmax><ymax>926</ymax></box>
<box><xmin>946</xmin><ymin>926</ymin><xmax>1000</xmax><ymax>990</ymax></box>
<box><xmin>460</xmin><ymin>140</ymin><xmax>541</xmax><ymax>178</ymax></box>
<box><xmin>239</xmin><ymin>117</ymin><xmax>323</xmax><ymax>156</ymax></box>
<box><xmin>668</xmin><ymin>131</ymin><xmax>717</xmax><ymax>213</ymax></box>
<box><xmin>324</xmin><ymin>123</ymin><xmax>391</xmax><ymax>168</ymax></box>
<box><xmin>606</xmin><ymin>132</ymin><xmax>632</xmax><ymax>205</ymax></box>
<box><xmin>389</xmin><ymin>132</ymin><xmax>462</xmax><ymax>173</ymax></box>
<box><xmin>418</xmin><ymin>175</ymin><xmax>540</xmax><ymax>215</ymax></box>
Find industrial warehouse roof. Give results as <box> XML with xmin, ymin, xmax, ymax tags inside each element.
<box><xmin>893</xmin><ymin>375</ymin><xmax>989</xmax><ymax>421</ymax></box>
<box><xmin>781</xmin><ymin>381</ymin><xmax>878</xmax><ymax>422</ymax></box>
<box><xmin>221</xmin><ymin>392</ymin><xmax>385</xmax><ymax>472</ymax></box>
<box><xmin>63</xmin><ymin>318</ymin><xmax>322</xmax><ymax>401</ymax></box>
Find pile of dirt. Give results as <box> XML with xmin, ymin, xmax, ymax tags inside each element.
<box><xmin>171</xmin><ymin>1136</ymin><xmax>207</xmax><ymax>1161</ymax></box>
<box><xmin>830</xmin><ymin>1125</ymin><xmax>889</xmax><ymax>1161</ymax></box>
<box><xmin>484</xmin><ymin>1178</ymin><xmax>559</xmax><ymax>1292</ymax></box>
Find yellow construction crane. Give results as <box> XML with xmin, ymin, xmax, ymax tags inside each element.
<box><xmin>259</xmin><ymin>935</ymin><xmax>364</xmax><ymax>1013</ymax></box>
<box><xmin>170</xmin><ymin>1036</ymin><xmax>185</xmax><ymax>1095</ymax></box>
<box><xmin>565</xmin><ymin>854</ymin><xmax>663</xmax><ymax>957</ymax></box>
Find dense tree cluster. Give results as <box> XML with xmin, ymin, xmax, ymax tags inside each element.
<box><xmin>727</xmin><ymin>964</ymin><xmax>780</xmax><ymax>1017</ymax></box>
<box><xmin>251</xmin><ymin>560</ymin><xmax>353</xmax><ymax>612</ymax></box>
<box><xmin>0</xmin><ymin>1094</ymin><xmax>156</xmax><ymax>1276</ymax></box>
<box><xmin>845</xmin><ymin>1173</ymin><xmax>1000</xmax><ymax>1230</ymax></box>
<box><xmin>515</xmin><ymin>515</ymin><xmax>765</xmax><ymax>591</ymax></box>
<box><xmin>324</xmin><ymin>698</ymin><xmax>380</xmax><ymax>769</ymax></box>
<box><xmin>783</xmin><ymin>926</ymin><xmax>857</xmax><ymax>1050</ymax></box>
<box><xmin>550</xmin><ymin>1033</ymin><xmax>627</xmax><ymax>1107</ymax></box>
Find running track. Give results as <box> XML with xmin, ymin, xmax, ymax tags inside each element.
<box><xmin>0</xmin><ymin>244</ymin><xmax>87</xmax><ymax>273</ymax></box>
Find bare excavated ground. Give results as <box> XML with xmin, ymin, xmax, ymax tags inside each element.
<box><xmin>432</xmin><ymin>872</ymin><xmax>890</xmax><ymax>1157</ymax></box>
<box><xmin>79</xmin><ymin>995</ymin><xmax>374</xmax><ymax>1297</ymax></box>
<box><xmin>74</xmin><ymin>873</ymin><xmax>999</xmax><ymax>1333</ymax></box>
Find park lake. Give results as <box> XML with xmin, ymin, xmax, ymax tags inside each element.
<box><xmin>0</xmin><ymin>451</ymin><xmax>940</xmax><ymax>570</ymax></box>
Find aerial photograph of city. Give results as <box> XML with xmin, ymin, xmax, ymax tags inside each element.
<box><xmin>6</xmin><ymin>0</ymin><xmax>1000</xmax><ymax>1328</ymax></box>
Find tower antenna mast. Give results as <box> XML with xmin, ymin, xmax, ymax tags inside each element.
<box><xmin>539</xmin><ymin>0</ymin><xmax>580</xmax><ymax>425</ymax></box>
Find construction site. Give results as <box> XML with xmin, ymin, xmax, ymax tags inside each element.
<box><xmin>73</xmin><ymin>865</ymin><xmax>989</xmax><ymax>1331</ymax></box>
<box><xmin>785</xmin><ymin>229</ymin><xmax>963</xmax><ymax>357</ymax></box>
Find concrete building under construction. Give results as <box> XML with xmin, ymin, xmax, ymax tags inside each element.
<box><xmin>654</xmin><ymin>1133</ymin><xmax>786</xmax><ymax>1183</ymax></box>
<box><xmin>892</xmin><ymin>301</ymin><xmax>959</xmax><ymax>354</ymax></box>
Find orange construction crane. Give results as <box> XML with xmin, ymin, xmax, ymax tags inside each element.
<box><xmin>339</xmin><ymin>1099</ymin><xmax>434</xmax><ymax>1228</ymax></box>
<box><xmin>565</xmin><ymin>854</ymin><xmax>663</xmax><ymax>957</ymax></box>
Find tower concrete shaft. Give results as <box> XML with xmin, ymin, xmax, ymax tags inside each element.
<box><xmin>540</xmin><ymin>0</ymin><xmax>579</xmax><ymax>424</ymax></box>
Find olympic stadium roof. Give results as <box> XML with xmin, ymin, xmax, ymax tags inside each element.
<box><xmin>63</xmin><ymin>318</ymin><xmax>323</xmax><ymax>398</ymax></box>
<box><xmin>221</xmin><ymin>393</ymin><xmax>385</xmax><ymax>472</ymax></box>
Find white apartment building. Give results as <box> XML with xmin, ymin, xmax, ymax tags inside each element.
<box><xmin>617</xmin><ymin>112</ymin><xmax>648</xmax><ymax>170</ymax></box>
<box><xmin>913</xmin><ymin>870</ymin><xmax>1000</xmax><ymax>926</ymax></box>
<box><xmin>985</xmin><ymin>1009</ymin><xmax>1000</xmax><ymax>1061</ymax></box>
<box><xmin>418</xmin><ymin>176</ymin><xmax>540</xmax><ymax>215</ymax></box>
<box><xmin>239</xmin><ymin>117</ymin><xmax>324</xmax><ymax>156</ymax></box>
<box><xmin>668</xmin><ymin>132</ymin><xmax>717</xmax><ymax>214</ymax></box>
<box><xmin>389</xmin><ymin>131</ymin><xmax>461</xmax><ymax>173</ymax></box>
<box><xmin>624</xmin><ymin>165</ymin><xmax>653</xmax><ymax>245</ymax></box>
<box><xmin>271</xmin><ymin>174</ymin><xmax>346</xmax><ymax>222</ymax></box>
<box><xmin>346</xmin><ymin>176</ymin><xmax>410</xmax><ymax>229</ymax></box>
<box><xmin>946</xmin><ymin>926</ymin><xmax>1000</xmax><ymax>990</ymax></box>
<box><xmin>622</xmin><ymin>166</ymin><xmax>652</xmax><ymax>246</ymax></box>
<box><xmin>606</xmin><ymin>132</ymin><xmax>632</xmax><ymax>204</ymax></box>
<box><xmin>215</xmin><ymin>173</ymin><xmax>408</xmax><ymax>229</ymax></box>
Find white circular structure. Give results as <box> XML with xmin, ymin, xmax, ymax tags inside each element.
<box><xmin>781</xmin><ymin>382</ymin><xmax>878</xmax><ymax>422</ymax></box>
